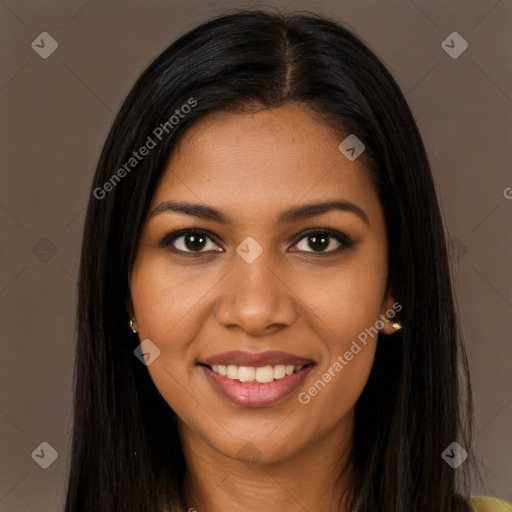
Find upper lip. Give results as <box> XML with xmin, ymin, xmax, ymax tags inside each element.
<box><xmin>200</xmin><ymin>350</ymin><xmax>315</xmax><ymax>367</ymax></box>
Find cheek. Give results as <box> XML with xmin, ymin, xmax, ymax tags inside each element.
<box><xmin>129</xmin><ymin>255</ymin><xmax>208</xmax><ymax>395</ymax></box>
<box><xmin>293</xmin><ymin>248</ymin><xmax>388</xmax><ymax>344</ymax></box>
<box><xmin>295</xmin><ymin>291</ymin><xmax>382</xmax><ymax>421</ymax></box>
<box><xmin>293</xmin><ymin>248</ymin><xmax>386</xmax><ymax>402</ymax></box>
<box><xmin>129</xmin><ymin>256</ymin><xmax>202</xmax><ymax>420</ymax></box>
<box><xmin>130</xmin><ymin>252</ymin><xmax>215</xmax><ymax>341</ymax></box>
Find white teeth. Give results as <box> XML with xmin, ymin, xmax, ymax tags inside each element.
<box><xmin>226</xmin><ymin>365</ymin><xmax>239</xmax><ymax>379</ymax></box>
<box><xmin>238</xmin><ymin>366</ymin><xmax>255</xmax><ymax>382</ymax></box>
<box><xmin>210</xmin><ymin>363</ymin><xmax>308</xmax><ymax>383</ymax></box>
<box><xmin>255</xmin><ymin>365</ymin><xmax>274</xmax><ymax>383</ymax></box>
<box><xmin>273</xmin><ymin>365</ymin><xmax>286</xmax><ymax>379</ymax></box>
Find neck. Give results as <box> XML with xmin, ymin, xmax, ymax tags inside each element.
<box><xmin>179</xmin><ymin>410</ymin><xmax>356</xmax><ymax>512</ymax></box>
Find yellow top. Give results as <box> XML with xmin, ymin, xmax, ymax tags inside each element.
<box><xmin>468</xmin><ymin>496</ymin><xmax>512</xmax><ymax>512</ymax></box>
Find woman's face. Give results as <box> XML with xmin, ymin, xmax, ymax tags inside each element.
<box><xmin>129</xmin><ymin>103</ymin><xmax>396</xmax><ymax>464</ymax></box>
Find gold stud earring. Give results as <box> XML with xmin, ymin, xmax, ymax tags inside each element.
<box><xmin>392</xmin><ymin>322</ymin><xmax>402</xmax><ymax>331</ymax></box>
<box><xmin>129</xmin><ymin>318</ymin><xmax>138</xmax><ymax>333</ymax></box>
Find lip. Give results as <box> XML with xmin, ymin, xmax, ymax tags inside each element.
<box><xmin>199</xmin><ymin>363</ymin><xmax>315</xmax><ymax>407</ymax></box>
<box><xmin>201</xmin><ymin>350</ymin><xmax>314</xmax><ymax>367</ymax></box>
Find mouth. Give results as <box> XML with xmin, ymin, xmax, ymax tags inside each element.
<box><xmin>199</xmin><ymin>362</ymin><xmax>312</xmax><ymax>383</ymax></box>
<box><xmin>198</xmin><ymin>351</ymin><xmax>315</xmax><ymax>407</ymax></box>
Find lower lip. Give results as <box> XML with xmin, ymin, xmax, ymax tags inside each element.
<box><xmin>200</xmin><ymin>364</ymin><xmax>314</xmax><ymax>407</ymax></box>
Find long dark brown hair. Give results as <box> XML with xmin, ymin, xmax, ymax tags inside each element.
<box><xmin>64</xmin><ymin>8</ymin><xmax>482</xmax><ymax>511</ymax></box>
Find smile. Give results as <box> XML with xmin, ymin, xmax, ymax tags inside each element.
<box><xmin>198</xmin><ymin>351</ymin><xmax>315</xmax><ymax>407</ymax></box>
<box><xmin>209</xmin><ymin>363</ymin><xmax>306</xmax><ymax>382</ymax></box>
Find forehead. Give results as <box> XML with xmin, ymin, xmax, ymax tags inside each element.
<box><xmin>151</xmin><ymin>103</ymin><xmax>379</xmax><ymax>225</ymax></box>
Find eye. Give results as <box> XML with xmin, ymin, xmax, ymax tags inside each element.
<box><xmin>291</xmin><ymin>228</ymin><xmax>354</xmax><ymax>254</ymax></box>
<box><xmin>159</xmin><ymin>227</ymin><xmax>355</xmax><ymax>257</ymax></box>
<box><xmin>159</xmin><ymin>229</ymin><xmax>222</xmax><ymax>255</ymax></box>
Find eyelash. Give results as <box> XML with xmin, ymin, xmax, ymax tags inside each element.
<box><xmin>158</xmin><ymin>227</ymin><xmax>355</xmax><ymax>257</ymax></box>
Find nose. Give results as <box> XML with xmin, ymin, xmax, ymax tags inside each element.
<box><xmin>214</xmin><ymin>249</ymin><xmax>298</xmax><ymax>336</ymax></box>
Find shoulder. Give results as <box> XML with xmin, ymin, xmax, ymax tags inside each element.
<box><xmin>468</xmin><ymin>496</ymin><xmax>512</xmax><ymax>512</ymax></box>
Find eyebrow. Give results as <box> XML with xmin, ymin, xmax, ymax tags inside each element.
<box><xmin>148</xmin><ymin>199</ymin><xmax>370</xmax><ymax>226</ymax></box>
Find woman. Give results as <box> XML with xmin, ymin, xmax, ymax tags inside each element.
<box><xmin>64</xmin><ymin>9</ymin><xmax>511</xmax><ymax>512</ymax></box>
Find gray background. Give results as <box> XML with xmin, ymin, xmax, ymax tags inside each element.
<box><xmin>1</xmin><ymin>0</ymin><xmax>511</xmax><ymax>510</ymax></box>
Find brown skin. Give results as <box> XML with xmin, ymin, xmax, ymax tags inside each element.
<box><xmin>129</xmin><ymin>103</ymin><xmax>398</xmax><ymax>512</ymax></box>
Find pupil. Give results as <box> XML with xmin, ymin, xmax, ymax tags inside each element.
<box><xmin>183</xmin><ymin>233</ymin><xmax>330</xmax><ymax>252</ymax></box>
<box><xmin>310</xmin><ymin>234</ymin><xmax>328</xmax><ymax>251</ymax></box>
<box><xmin>186</xmin><ymin>233</ymin><xmax>206</xmax><ymax>251</ymax></box>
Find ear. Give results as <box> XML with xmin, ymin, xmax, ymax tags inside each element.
<box><xmin>379</xmin><ymin>289</ymin><xmax>402</xmax><ymax>335</ymax></box>
<box><xmin>125</xmin><ymin>297</ymin><xmax>132</xmax><ymax>317</ymax></box>
<box><xmin>125</xmin><ymin>297</ymin><xmax>139</xmax><ymax>332</ymax></box>
<box><xmin>125</xmin><ymin>296</ymin><xmax>135</xmax><ymax>320</ymax></box>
